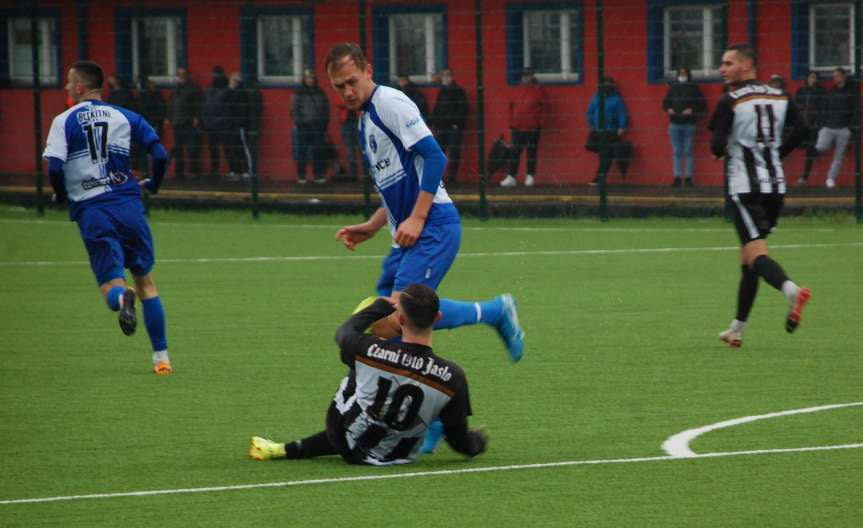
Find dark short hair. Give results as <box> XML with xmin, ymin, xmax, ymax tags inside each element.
<box><xmin>70</xmin><ymin>60</ymin><xmax>104</xmax><ymax>90</ymax></box>
<box><xmin>726</xmin><ymin>43</ymin><xmax>757</xmax><ymax>66</ymax></box>
<box><xmin>399</xmin><ymin>284</ymin><xmax>439</xmax><ymax>332</ymax></box>
<box><xmin>325</xmin><ymin>42</ymin><xmax>368</xmax><ymax>73</ymax></box>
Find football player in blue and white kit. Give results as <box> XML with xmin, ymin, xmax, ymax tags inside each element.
<box><xmin>43</xmin><ymin>61</ymin><xmax>172</xmax><ymax>375</ymax></box>
<box><xmin>325</xmin><ymin>43</ymin><xmax>524</xmax><ymax>452</ymax></box>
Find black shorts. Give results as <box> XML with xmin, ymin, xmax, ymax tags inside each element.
<box><xmin>730</xmin><ymin>193</ymin><xmax>784</xmax><ymax>245</ymax></box>
<box><xmin>325</xmin><ymin>402</ymin><xmax>367</xmax><ymax>465</ymax></box>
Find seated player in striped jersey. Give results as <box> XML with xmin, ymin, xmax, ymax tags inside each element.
<box><xmin>249</xmin><ymin>284</ymin><xmax>487</xmax><ymax>465</ymax></box>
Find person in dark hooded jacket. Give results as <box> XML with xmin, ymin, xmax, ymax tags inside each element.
<box><xmin>662</xmin><ymin>67</ymin><xmax>706</xmax><ymax>187</ymax></box>
<box><xmin>290</xmin><ymin>69</ymin><xmax>330</xmax><ymax>184</ymax></box>
<box><xmin>201</xmin><ymin>66</ymin><xmax>232</xmax><ymax>178</ymax></box>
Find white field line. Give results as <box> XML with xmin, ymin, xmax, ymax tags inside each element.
<box><xmin>1</xmin><ymin>241</ymin><xmax>862</xmax><ymax>268</ymax></box>
<box><xmin>662</xmin><ymin>402</ymin><xmax>863</xmax><ymax>458</ymax></box>
<box><xmin>1</xmin><ymin>443</ymin><xmax>861</xmax><ymax>506</ymax></box>
<box><xmin>0</xmin><ymin>218</ymin><xmax>840</xmax><ymax>233</ymax></box>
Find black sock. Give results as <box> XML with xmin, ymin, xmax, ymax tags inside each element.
<box><xmin>736</xmin><ymin>264</ymin><xmax>759</xmax><ymax>322</ymax></box>
<box><xmin>753</xmin><ymin>255</ymin><xmax>789</xmax><ymax>291</ymax></box>
<box><xmin>285</xmin><ymin>431</ymin><xmax>338</xmax><ymax>459</ymax></box>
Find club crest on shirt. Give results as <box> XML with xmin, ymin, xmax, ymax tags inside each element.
<box><xmin>369</xmin><ymin>133</ymin><xmax>378</xmax><ymax>153</ymax></box>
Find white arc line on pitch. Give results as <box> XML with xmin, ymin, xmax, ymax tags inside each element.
<box><xmin>1</xmin><ymin>443</ymin><xmax>861</xmax><ymax>506</ymax></box>
<box><xmin>1</xmin><ymin>241</ymin><xmax>862</xmax><ymax>268</ymax></box>
<box><xmin>662</xmin><ymin>402</ymin><xmax>863</xmax><ymax>458</ymax></box>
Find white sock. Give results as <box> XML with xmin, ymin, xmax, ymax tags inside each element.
<box><xmin>153</xmin><ymin>350</ymin><xmax>170</xmax><ymax>364</ymax></box>
<box><xmin>781</xmin><ymin>280</ymin><xmax>799</xmax><ymax>304</ymax></box>
<box><xmin>474</xmin><ymin>302</ymin><xmax>482</xmax><ymax>323</ymax></box>
<box><xmin>730</xmin><ymin>319</ymin><xmax>747</xmax><ymax>333</ymax></box>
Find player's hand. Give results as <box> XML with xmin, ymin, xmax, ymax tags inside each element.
<box><xmin>335</xmin><ymin>224</ymin><xmax>376</xmax><ymax>251</ymax></box>
<box><xmin>139</xmin><ymin>178</ymin><xmax>159</xmax><ymax>195</ymax></box>
<box><xmin>394</xmin><ymin>216</ymin><xmax>424</xmax><ymax>248</ymax></box>
<box><xmin>50</xmin><ymin>193</ymin><xmax>66</xmax><ymax>207</ymax></box>
<box><xmin>667</xmin><ymin>108</ymin><xmax>675</xmax><ymax>115</ymax></box>
<box><xmin>682</xmin><ymin>108</ymin><xmax>693</xmax><ymax>116</ymax></box>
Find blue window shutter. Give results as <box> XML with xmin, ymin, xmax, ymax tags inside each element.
<box><xmin>371</xmin><ymin>9</ymin><xmax>390</xmax><ymax>83</ymax></box>
<box><xmin>506</xmin><ymin>8</ymin><xmax>523</xmax><ymax>85</ymax></box>
<box><xmin>790</xmin><ymin>2</ymin><xmax>810</xmax><ymax>79</ymax></box>
<box><xmin>114</xmin><ymin>10</ymin><xmax>132</xmax><ymax>82</ymax></box>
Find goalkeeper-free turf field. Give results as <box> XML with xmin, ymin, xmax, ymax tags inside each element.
<box><xmin>1</xmin><ymin>205</ymin><xmax>861</xmax><ymax>527</ymax></box>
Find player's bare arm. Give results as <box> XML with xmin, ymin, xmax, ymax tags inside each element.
<box><xmin>394</xmin><ymin>191</ymin><xmax>434</xmax><ymax>247</ymax></box>
<box><xmin>336</xmin><ymin>207</ymin><xmax>387</xmax><ymax>250</ymax></box>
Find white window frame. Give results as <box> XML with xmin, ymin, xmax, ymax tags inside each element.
<box><xmin>522</xmin><ymin>10</ymin><xmax>579</xmax><ymax>82</ymax></box>
<box><xmin>256</xmin><ymin>15</ymin><xmax>306</xmax><ymax>85</ymax></box>
<box><xmin>808</xmin><ymin>2</ymin><xmax>856</xmax><ymax>72</ymax></box>
<box><xmin>663</xmin><ymin>5</ymin><xmax>722</xmax><ymax>79</ymax></box>
<box><xmin>130</xmin><ymin>16</ymin><xmax>180</xmax><ymax>84</ymax></box>
<box><xmin>7</xmin><ymin>17</ymin><xmax>58</xmax><ymax>85</ymax></box>
<box><xmin>387</xmin><ymin>12</ymin><xmax>442</xmax><ymax>83</ymax></box>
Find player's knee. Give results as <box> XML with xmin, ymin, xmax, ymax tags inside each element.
<box><xmin>132</xmin><ymin>274</ymin><xmax>158</xmax><ymax>299</ymax></box>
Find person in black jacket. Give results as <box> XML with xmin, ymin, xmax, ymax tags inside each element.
<box><xmin>431</xmin><ymin>69</ymin><xmax>469</xmax><ymax>183</ymax></box>
<box><xmin>806</xmin><ymin>68</ymin><xmax>857</xmax><ymax>188</ymax></box>
<box><xmin>794</xmin><ymin>71</ymin><xmax>826</xmax><ymax>185</ymax></box>
<box><xmin>225</xmin><ymin>72</ymin><xmax>251</xmax><ymax>180</ymax></box>
<box><xmin>396</xmin><ymin>75</ymin><xmax>428</xmax><ymax>119</ymax></box>
<box><xmin>134</xmin><ymin>75</ymin><xmax>166</xmax><ymax>173</ymax></box>
<box><xmin>201</xmin><ymin>66</ymin><xmax>233</xmax><ymax>179</ymax></box>
<box><xmin>290</xmin><ymin>69</ymin><xmax>330</xmax><ymax>184</ymax></box>
<box><xmin>167</xmin><ymin>67</ymin><xmax>202</xmax><ymax>179</ymax></box>
<box><xmin>662</xmin><ymin>68</ymin><xmax>706</xmax><ymax>187</ymax></box>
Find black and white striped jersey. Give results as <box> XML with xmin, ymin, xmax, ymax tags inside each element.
<box><xmin>709</xmin><ymin>80</ymin><xmax>807</xmax><ymax>195</ymax></box>
<box><xmin>332</xmin><ymin>299</ymin><xmax>483</xmax><ymax>465</ymax></box>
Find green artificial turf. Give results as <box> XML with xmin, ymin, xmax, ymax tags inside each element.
<box><xmin>1</xmin><ymin>205</ymin><xmax>860</xmax><ymax>527</ymax></box>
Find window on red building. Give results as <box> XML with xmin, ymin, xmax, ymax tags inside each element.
<box><xmin>372</xmin><ymin>7</ymin><xmax>447</xmax><ymax>84</ymax></box>
<box><xmin>1</xmin><ymin>14</ymin><xmax>60</xmax><ymax>86</ymax></box>
<box><xmin>240</xmin><ymin>7</ymin><xmax>314</xmax><ymax>87</ymax></box>
<box><xmin>809</xmin><ymin>3</ymin><xmax>856</xmax><ymax>72</ymax></box>
<box><xmin>256</xmin><ymin>15</ymin><xmax>312</xmax><ymax>85</ymax></box>
<box><xmin>116</xmin><ymin>9</ymin><xmax>187</xmax><ymax>86</ymax></box>
<box><xmin>130</xmin><ymin>16</ymin><xmax>184</xmax><ymax>84</ymax></box>
<box><xmin>506</xmin><ymin>4</ymin><xmax>583</xmax><ymax>85</ymax></box>
<box><xmin>663</xmin><ymin>5</ymin><xmax>725</xmax><ymax>80</ymax></box>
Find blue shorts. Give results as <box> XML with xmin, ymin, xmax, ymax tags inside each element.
<box><xmin>376</xmin><ymin>221</ymin><xmax>461</xmax><ymax>296</ymax></box>
<box><xmin>75</xmin><ymin>200</ymin><xmax>155</xmax><ymax>285</ymax></box>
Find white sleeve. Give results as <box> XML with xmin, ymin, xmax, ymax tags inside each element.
<box><xmin>43</xmin><ymin>114</ymin><xmax>68</xmax><ymax>161</ymax></box>
<box><xmin>378</xmin><ymin>92</ymin><xmax>432</xmax><ymax>150</ymax></box>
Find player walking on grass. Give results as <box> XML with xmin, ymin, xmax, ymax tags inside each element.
<box><xmin>709</xmin><ymin>44</ymin><xmax>811</xmax><ymax>347</ymax></box>
<box><xmin>43</xmin><ymin>61</ymin><xmax>172</xmax><ymax>374</ymax></box>
<box><xmin>249</xmin><ymin>284</ymin><xmax>487</xmax><ymax>465</ymax></box>
<box><xmin>325</xmin><ymin>43</ymin><xmax>523</xmax><ymax>452</ymax></box>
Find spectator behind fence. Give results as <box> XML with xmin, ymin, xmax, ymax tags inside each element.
<box><xmin>794</xmin><ymin>71</ymin><xmax>826</xmax><ymax>186</ymax></box>
<box><xmin>501</xmin><ymin>70</ymin><xmax>549</xmax><ymax>187</ymax></box>
<box><xmin>662</xmin><ymin>67</ymin><xmax>706</xmax><ymax>187</ymax></box>
<box><xmin>225</xmin><ymin>72</ymin><xmax>251</xmax><ymax>181</ymax></box>
<box><xmin>133</xmin><ymin>76</ymin><xmax>167</xmax><ymax>173</ymax></box>
<box><xmin>290</xmin><ymin>69</ymin><xmax>330</xmax><ymax>184</ymax></box>
<box><xmin>802</xmin><ymin>68</ymin><xmax>856</xmax><ymax>188</ymax></box>
<box><xmin>106</xmin><ymin>75</ymin><xmax>138</xmax><ymax>111</ymax></box>
<box><xmin>201</xmin><ymin>66</ymin><xmax>233</xmax><ymax>180</ymax></box>
<box><xmin>338</xmin><ymin>102</ymin><xmax>360</xmax><ymax>182</ymax></box>
<box><xmin>167</xmin><ymin>67</ymin><xmax>202</xmax><ymax>180</ymax></box>
<box><xmin>586</xmin><ymin>76</ymin><xmax>630</xmax><ymax>186</ymax></box>
<box><xmin>431</xmin><ymin>69</ymin><xmax>469</xmax><ymax>184</ymax></box>
<box><xmin>243</xmin><ymin>78</ymin><xmax>263</xmax><ymax>177</ymax></box>
<box><xmin>396</xmin><ymin>75</ymin><xmax>428</xmax><ymax>119</ymax></box>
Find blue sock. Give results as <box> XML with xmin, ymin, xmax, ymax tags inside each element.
<box><xmin>435</xmin><ymin>299</ymin><xmax>479</xmax><ymax>330</ymax></box>
<box><xmin>142</xmin><ymin>297</ymin><xmax>167</xmax><ymax>351</ymax></box>
<box><xmin>106</xmin><ymin>286</ymin><xmax>125</xmax><ymax>311</ymax></box>
<box><xmin>478</xmin><ymin>297</ymin><xmax>504</xmax><ymax>326</ymax></box>
<box><xmin>420</xmin><ymin>418</ymin><xmax>444</xmax><ymax>454</ymax></box>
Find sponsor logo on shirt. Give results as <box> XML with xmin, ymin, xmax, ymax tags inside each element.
<box><xmin>81</xmin><ymin>170</ymin><xmax>129</xmax><ymax>190</ymax></box>
<box><xmin>369</xmin><ymin>133</ymin><xmax>378</xmax><ymax>153</ymax></box>
<box><xmin>405</xmin><ymin>117</ymin><xmax>420</xmax><ymax>128</ymax></box>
